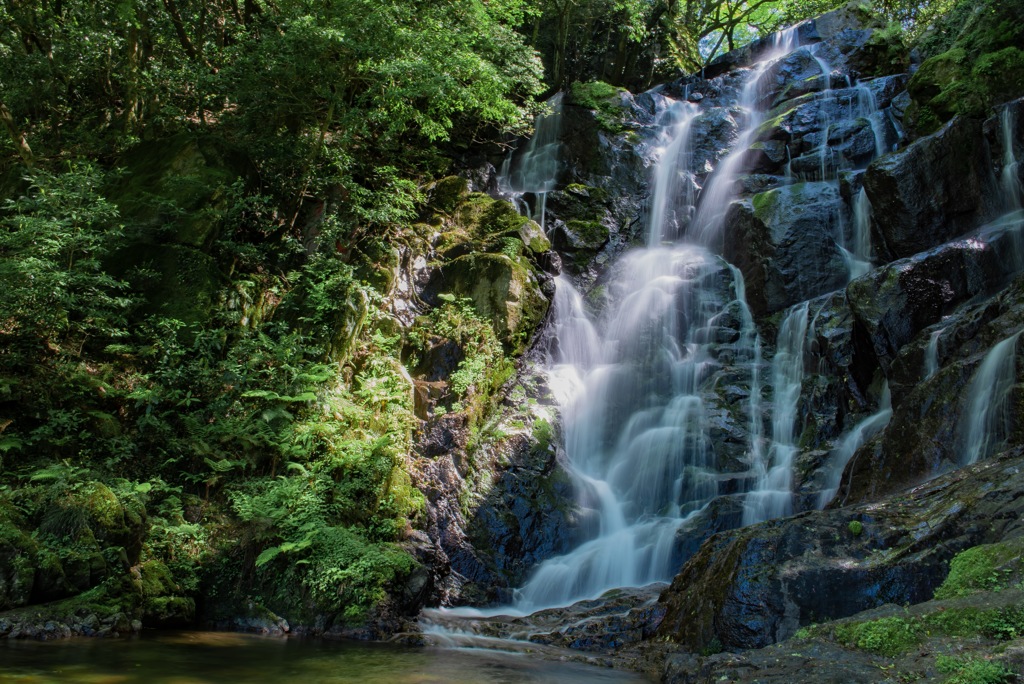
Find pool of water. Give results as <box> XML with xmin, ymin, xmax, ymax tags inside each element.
<box><xmin>0</xmin><ymin>631</ymin><xmax>652</xmax><ymax>683</ymax></box>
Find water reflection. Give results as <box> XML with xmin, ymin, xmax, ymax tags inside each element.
<box><xmin>0</xmin><ymin>631</ymin><xmax>650</xmax><ymax>683</ymax></box>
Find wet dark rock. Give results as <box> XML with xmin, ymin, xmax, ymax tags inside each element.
<box><xmin>723</xmin><ymin>182</ymin><xmax>849</xmax><ymax>316</ymax></box>
<box><xmin>657</xmin><ymin>447</ymin><xmax>1024</xmax><ymax>653</ymax></box>
<box><xmin>863</xmin><ymin>116</ymin><xmax>1001</xmax><ymax>261</ymax></box>
<box><xmin>845</xmin><ymin>228</ymin><xmax>1011</xmax><ymax>374</ymax></box>
<box><xmin>691</xmin><ymin>107</ymin><xmax>741</xmax><ymax>176</ymax></box>
<box><xmin>864</xmin><ymin>73</ymin><xmax>910</xmax><ymax>109</ymax></box>
<box><xmin>841</xmin><ymin>272</ymin><xmax>1024</xmax><ymax>504</ymax></box>
<box><xmin>422</xmin><ymin>584</ymin><xmax>666</xmax><ymax>653</ymax></box>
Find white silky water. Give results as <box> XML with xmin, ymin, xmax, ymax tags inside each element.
<box><xmin>497</xmin><ymin>29</ymin><xmax>804</xmax><ymax>612</ymax></box>
<box><xmin>816</xmin><ymin>383</ymin><xmax>892</xmax><ymax>509</ymax></box>
<box><xmin>743</xmin><ymin>301</ymin><xmax>809</xmax><ymax>524</ymax></box>
<box><xmin>498</xmin><ymin>93</ymin><xmax>565</xmax><ymax>228</ymax></box>
<box><xmin>961</xmin><ymin>331</ymin><xmax>1021</xmax><ymax>466</ymax></box>
<box><xmin>1000</xmin><ymin>105</ymin><xmax>1022</xmax><ymax>213</ymax></box>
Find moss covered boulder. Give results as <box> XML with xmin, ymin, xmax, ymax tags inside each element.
<box><xmin>657</xmin><ymin>446</ymin><xmax>1024</xmax><ymax>654</ymax></box>
<box><xmin>435</xmin><ymin>253</ymin><xmax>549</xmax><ymax>355</ymax></box>
<box><xmin>905</xmin><ymin>0</ymin><xmax>1024</xmax><ymax>136</ymax></box>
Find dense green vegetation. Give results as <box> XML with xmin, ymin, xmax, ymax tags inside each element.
<box><xmin>0</xmin><ymin>0</ymin><xmax>1012</xmax><ymax>635</ymax></box>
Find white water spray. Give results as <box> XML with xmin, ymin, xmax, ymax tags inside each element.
<box><xmin>961</xmin><ymin>331</ymin><xmax>1021</xmax><ymax>466</ymax></box>
<box><xmin>816</xmin><ymin>383</ymin><xmax>892</xmax><ymax>509</ymax></box>
<box><xmin>499</xmin><ymin>93</ymin><xmax>564</xmax><ymax>228</ymax></box>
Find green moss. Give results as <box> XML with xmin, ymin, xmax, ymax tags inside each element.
<box><xmin>934</xmin><ymin>540</ymin><xmax>1024</xmax><ymax>599</ymax></box>
<box><xmin>569</xmin><ymin>81</ymin><xmax>628</xmax><ymax>133</ymax></box>
<box><xmin>924</xmin><ymin>604</ymin><xmax>1024</xmax><ymax>640</ymax></box>
<box><xmin>833</xmin><ymin>615</ymin><xmax>922</xmax><ymax>656</ymax></box>
<box><xmin>430</xmin><ymin>176</ymin><xmax>470</xmax><ymax>214</ymax></box>
<box><xmin>848</xmin><ymin>520</ymin><xmax>864</xmax><ymax>536</ymax></box>
<box><xmin>565</xmin><ymin>220</ymin><xmax>609</xmax><ymax>249</ymax></box>
<box><xmin>478</xmin><ymin>199</ymin><xmax>528</xmax><ymax>237</ymax></box>
<box><xmin>531</xmin><ymin>418</ymin><xmax>554</xmax><ymax>453</ymax></box>
<box><xmin>907</xmin><ymin>0</ymin><xmax>1024</xmax><ymax>136</ymax></box>
<box><xmin>857</xmin><ymin>22</ymin><xmax>909</xmax><ymax>76</ymax></box>
<box><xmin>937</xmin><ymin>655</ymin><xmax>1015</xmax><ymax>684</ymax></box>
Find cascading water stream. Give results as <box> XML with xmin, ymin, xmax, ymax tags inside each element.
<box><xmin>743</xmin><ymin>301</ymin><xmax>809</xmax><ymax>524</ymax></box>
<box><xmin>494</xmin><ymin>29</ymin><xmax>805</xmax><ymax>613</ymax></box>
<box><xmin>846</xmin><ymin>187</ymin><xmax>874</xmax><ymax>280</ymax></box>
<box><xmin>498</xmin><ymin>93</ymin><xmax>565</xmax><ymax>228</ymax></box>
<box><xmin>924</xmin><ymin>328</ymin><xmax>944</xmax><ymax>379</ymax></box>
<box><xmin>961</xmin><ymin>331</ymin><xmax>1021</xmax><ymax>466</ymax></box>
<box><xmin>1000</xmin><ymin>105</ymin><xmax>1022</xmax><ymax>212</ymax></box>
<box><xmin>816</xmin><ymin>382</ymin><xmax>892</xmax><ymax>509</ymax></box>
<box><xmin>689</xmin><ymin>29</ymin><xmax>799</xmax><ymax>247</ymax></box>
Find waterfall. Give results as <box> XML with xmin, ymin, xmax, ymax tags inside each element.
<box><xmin>845</xmin><ymin>187</ymin><xmax>874</xmax><ymax>281</ymax></box>
<box><xmin>499</xmin><ymin>31</ymin><xmax>806</xmax><ymax>612</ymax></box>
<box><xmin>498</xmin><ymin>93</ymin><xmax>564</xmax><ymax>228</ymax></box>
<box><xmin>855</xmin><ymin>81</ymin><xmax>887</xmax><ymax>160</ymax></box>
<box><xmin>924</xmin><ymin>328</ymin><xmax>943</xmax><ymax>379</ymax></box>
<box><xmin>648</xmin><ymin>101</ymin><xmax>701</xmax><ymax>245</ymax></box>
<box><xmin>689</xmin><ymin>28</ymin><xmax>799</xmax><ymax>247</ymax></box>
<box><xmin>743</xmin><ymin>301</ymin><xmax>809</xmax><ymax>524</ymax></box>
<box><xmin>961</xmin><ymin>331</ymin><xmax>1021</xmax><ymax>466</ymax></box>
<box><xmin>1000</xmin><ymin>105</ymin><xmax>1022</xmax><ymax>212</ymax></box>
<box><xmin>816</xmin><ymin>383</ymin><xmax>892</xmax><ymax>509</ymax></box>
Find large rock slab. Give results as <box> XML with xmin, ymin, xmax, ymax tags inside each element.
<box><xmin>840</xmin><ymin>270</ymin><xmax>1024</xmax><ymax>504</ymax></box>
<box><xmin>657</xmin><ymin>446</ymin><xmax>1024</xmax><ymax>652</ymax></box>
<box><xmin>723</xmin><ymin>182</ymin><xmax>848</xmax><ymax>316</ymax></box>
<box><xmin>845</xmin><ymin>226</ymin><xmax>1012</xmax><ymax>373</ymax></box>
<box><xmin>862</xmin><ymin>116</ymin><xmax>1001</xmax><ymax>261</ymax></box>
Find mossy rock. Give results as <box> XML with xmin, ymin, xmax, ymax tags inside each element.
<box><xmin>0</xmin><ymin>514</ymin><xmax>38</xmax><ymax>610</ymax></box>
<box><xmin>519</xmin><ymin>220</ymin><xmax>551</xmax><ymax>254</ymax></box>
<box><xmin>563</xmin><ymin>220</ymin><xmax>610</xmax><ymax>250</ymax></box>
<box><xmin>568</xmin><ymin>81</ymin><xmax>628</xmax><ymax>133</ymax></box>
<box><xmin>851</xmin><ymin>22</ymin><xmax>910</xmax><ymax>77</ymax></box>
<box><xmin>934</xmin><ymin>538</ymin><xmax>1024</xmax><ymax>599</ymax></box>
<box><xmin>428</xmin><ymin>176</ymin><xmax>470</xmax><ymax>214</ymax></box>
<box><xmin>906</xmin><ymin>0</ymin><xmax>1024</xmax><ymax>136</ymax></box>
<box><xmin>43</xmin><ymin>482</ymin><xmax>147</xmax><ymax>565</ymax></box>
<box><xmin>139</xmin><ymin>559</ymin><xmax>195</xmax><ymax>627</ymax></box>
<box><xmin>478</xmin><ymin>200</ymin><xmax>529</xmax><ymax>237</ymax></box>
<box><xmin>437</xmin><ymin>253</ymin><xmax>549</xmax><ymax>355</ymax></box>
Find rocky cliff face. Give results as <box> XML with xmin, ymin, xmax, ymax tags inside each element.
<box><xmin>426</xmin><ymin>0</ymin><xmax>1024</xmax><ymax>679</ymax></box>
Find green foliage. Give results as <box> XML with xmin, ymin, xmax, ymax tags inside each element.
<box><xmin>934</xmin><ymin>542</ymin><xmax>1023</xmax><ymax>599</ymax></box>
<box><xmin>936</xmin><ymin>655</ymin><xmax>1015</xmax><ymax>684</ymax></box>
<box><xmin>848</xmin><ymin>520</ymin><xmax>864</xmax><ymax>536</ymax></box>
<box><xmin>833</xmin><ymin>615</ymin><xmax>922</xmax><ymax>656</ymax></box>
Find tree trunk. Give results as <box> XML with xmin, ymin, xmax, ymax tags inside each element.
<box><xmin>0</xmin><ymin>100</ymin><xmax>34</xmax><ymax>168</ymax></box>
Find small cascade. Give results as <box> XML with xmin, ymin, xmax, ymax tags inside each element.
<box><xmin>924</xmin><ymin>328</ymin><xmax>944</xmax><ymax>379</ymax></box>
<box><xmin>689</xmin><ymin>27</ymin><xmax>799</xmax><ymax>247</ymax></box>
<box><xmin>816</xmin><ymin>383</ymin><xmax>892</xmax><ymax>508</ymax></box>
<box><xmin>810</xmin><ymin>46</ymin><xmax>835</xmax><ymax>182</ymax></box>
<box><xmin>648</xmin><ymin>100</ymin><xmax>701</xmax><ymax>245</ymax></box>
<box><xmin>855</xmin><ymin>81</ymin><xmax>887</xmax><ymax>160</ymax></box>
<box><xmin>728</xmin><ymin>264</ymin><xmax>765</xmax><ymax>474</ymax></box>
<box><xmin>961</xmin><ymin>331</ymin><xmax>1022</xmax><ymax>466</ymax></box>
<box><xmin>498</xmin><ymin>93</ymin><xmax>565</xmax><ymax>228</ymax></box>
<box><xmin>1000</xmin><ymin>105</ymin><xmax>1022</xmax><ymax>212</ymax></box>
<box><xmin>743</xmin><ymin>301</ymin><xmax>810</xmax><ymax>524</ymax></box>
<box><xmin>845</xmin><ymin>187</ymin><xmax>874</xmax><ymax>280</ymax></box>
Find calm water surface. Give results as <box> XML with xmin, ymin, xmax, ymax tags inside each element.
<box><xmin>0</xmin><ymin>631</ymin><xmax>651</xmax><ymax>683</ymax></box>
